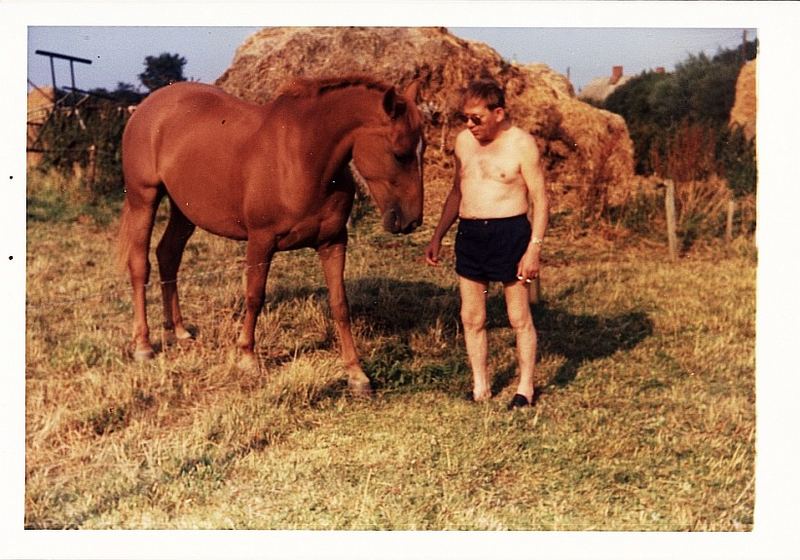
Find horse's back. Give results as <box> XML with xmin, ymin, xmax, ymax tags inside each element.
<box><xmin>122</xmin><ymin>82</ymin><xmax>265</xmax><ymax>239</ymax></box>
<box><xmin>124</xmin><ymin>82</ymin><xmax>263</xmax><ymax>163</ymax></box>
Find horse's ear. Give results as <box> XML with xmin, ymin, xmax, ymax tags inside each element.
<box><xmin>403</xmin><ymin>80</ymin><xmax>421</xmax><ymax>103</ymax></box>
<box><xmin>382</xmin><ymin>87</ymin><xmax>407</xmax><ymax>120</ymax></box>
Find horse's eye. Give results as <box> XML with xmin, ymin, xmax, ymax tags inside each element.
<box><xmin>394</xmin><ymin>152</ymin><xmax>415</xmax><ymax>166</ymax></box>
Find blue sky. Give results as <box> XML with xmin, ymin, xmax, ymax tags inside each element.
<box><xmin>27</xmin><ymin>26</ymin><xmax>756</xmax><ymax>95</ymax></box>
<box><xmin>453</xmin><ymin>27</ymin><xmax>756</xmax><ymax>92</ymax></box>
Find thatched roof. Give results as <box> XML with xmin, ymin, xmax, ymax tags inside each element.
<box><xmin>578</xmin><ymin>75</ymin><xmax>633</xmax><ymax>104</ymax></box>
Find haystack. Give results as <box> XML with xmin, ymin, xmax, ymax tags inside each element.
<box><xmin>215</xmin><ymin>27</ymin><xmax>635</xmax><ymax>214</ymax></box>
<box><xmin>27</xmin><ymin>86</ymin><xmax>55</xmax><ymax>167</ymax></box>
<box><xmin>730</xmin><ymin>59</ymin><xmax>756</xmax><ymax>141</ymax></box>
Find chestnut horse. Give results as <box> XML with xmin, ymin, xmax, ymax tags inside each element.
<box><xmin>118</xmin><ymin>77</ymin><xmax>425</xmax><ymax>395</ymax></box>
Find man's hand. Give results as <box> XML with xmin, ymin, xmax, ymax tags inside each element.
<box><xmin>425</xmin><ymin>238</ymin><xmax>442</xmax><ymax>266</ymax></box>
<box><xmin>516</xmin><ymin>246</ymin><xmax>541</xmax><ymax>284</ymax></box>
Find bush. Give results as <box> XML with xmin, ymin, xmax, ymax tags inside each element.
<box><xmin>607</xmin><ymin>188</ymin><xmax>664</xmax><ymax>236</ymax></box>
<box><xmin>604</xmin><ymin>71</ymin><xmax>673</xmax><ymax>175</ymax></box>
<box><xmin>718</xmin><ymin>125</ymin><xmax>757</xmax><ymax>199</ymax></box>
<box><xmin>36</xmin><ymin>91</ymin><xmax>131</xmax><ymax>200</ymax></box>
<box><xmin>603</xmin><ymin>40</ymin><xmax>757</xmax><ymax>179</ymax></box>
<box><xmin>661</xmin><ymin>120</ymin><xmax>718</xmax><ymax>183</ymax></box>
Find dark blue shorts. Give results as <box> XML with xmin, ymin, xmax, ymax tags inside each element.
<box><xmin>455</xmin><ymin>214</ymin><xmax>532</xmax><ymax>283</ymax></box>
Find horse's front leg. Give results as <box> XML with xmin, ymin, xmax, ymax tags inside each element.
<box><xmin>237</xmin><ymin>233</ymin><xmax>276</xmax><ymax>371</ymax></box>
<box><xmin>317</xmin><ymin>241</ymin><xmax>372</xmax><ymax>397</ymax></box>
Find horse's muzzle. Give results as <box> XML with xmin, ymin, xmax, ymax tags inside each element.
<box><xmin>401</xmin><ymin>219</ymin><xmax>421</xmax><ymax>234</ymax></box>
<box><xmin>383</xmin><ymin>208</ymin><xmax>421</xmax><ymax>234</ymax></box>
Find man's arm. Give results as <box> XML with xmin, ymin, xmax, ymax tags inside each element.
<box><xmin>425</xmin><ymin>156</ymin><xmax>462</xmax><ymax>266</ymax></box>
<box><xmin>516</xmin><ymin>132</ymin><xmax>548</xmax><ymax>281</ymax></box>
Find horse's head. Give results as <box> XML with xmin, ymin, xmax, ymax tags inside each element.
<box><xmin>352</xmin><ymin>81</ymin><xmax>425</xmax><ymax>234</ymax></box>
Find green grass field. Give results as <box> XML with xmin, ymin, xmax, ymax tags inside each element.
<box><xmin>25</xmin><ymin>176</ymin><xmax>756</xmax><ymax>530</ymax></box>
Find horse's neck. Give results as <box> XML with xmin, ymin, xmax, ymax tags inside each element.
<box><xmin>316</xmin><ymin>87</ymin><xmax>383</xmax><ymax>132</ymax></box>
<box><xmin>284</xmin><ymin>87</ymin><xmax>383</xmax><ymax>185</ymax></box>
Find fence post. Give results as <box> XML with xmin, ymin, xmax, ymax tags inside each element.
<box><xmin>664</xmin><ymin>179</ymin><xmax>678</xmax><ymax>261</ymax></box>
<box><xmin>726</xmin><ymin>197</ymin><xmax>736</xmax><ymax>243</ymax></box>
<box><xmin>86</xmin><ymin>144</ymin><xmax>97</xmax><ymax>193</ymax></box>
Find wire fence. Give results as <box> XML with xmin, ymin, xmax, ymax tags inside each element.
<box><xmin>25</xmin><ymin>258</ymin><xmax>276</xmax><ymax>311</ymax></box>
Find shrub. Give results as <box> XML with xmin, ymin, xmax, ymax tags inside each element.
<box><xmin>717</xmin><ymin>125</ymin><xmax>757</xmax><ymax>199</ymax></box>
<box><xmin>604</xmin><ymin>71</ymin><xmax>673</xmax><ymax>175</ymax></box>
<box><xmin>603</xmin><ymin>40</ymin><xmax>757</xmax><ymax>177</ymax></box>
<box><xmin>35</xmin><ymin>91</ymin><xmax>131</xmax><ymax>200</ymax></box>
<box><xmin>661</xmin><ymin>120</ymin><xmax>719</xmax><ymax>183</ymax></box>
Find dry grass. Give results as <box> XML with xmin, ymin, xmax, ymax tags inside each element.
<box><xmin>25</xmin><ymin>173</ymin><xmax>755</xmax><ymax>531</ymax></box>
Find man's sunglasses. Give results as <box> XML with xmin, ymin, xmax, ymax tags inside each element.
<box><xmin>458</xmin><ymin>114</ymin><xmax>485</xmax><ymax>126</ymax></box>
<box><xmin>456</xmin><ymin>105</ymin><xmax>500</xmax><ymax>126</ymax></box>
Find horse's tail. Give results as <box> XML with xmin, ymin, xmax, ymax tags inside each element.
<box><xmin>116</xmin><ymin>199</ymin><xmax>132</xmax><ymax>276</ymax></box>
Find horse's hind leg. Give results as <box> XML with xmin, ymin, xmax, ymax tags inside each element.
<box><xmin>156</xmin><ymin>199</ymin><xmax>196</xmax><ymax>342</ymax></box>
<box><xmin>122</xmin><ymin>183</ymin><xmax>164</xmax><ymax>361</ymax></box>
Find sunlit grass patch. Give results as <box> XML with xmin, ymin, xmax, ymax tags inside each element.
<box><xmin>25</xmin><ymin>179</ymin><xmax>755</xmax><ymax>530</ymax></box>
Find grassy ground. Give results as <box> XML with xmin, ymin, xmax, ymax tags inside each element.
<box><xmin>25</xmin><ymin>174</ymin><xmax>756</xmax><ymax>530</ymax></box>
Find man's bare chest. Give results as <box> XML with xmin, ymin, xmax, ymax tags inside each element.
<box><xmin>461</xmin><ymin>150</ymin><xmax>521</xmax><ymax>185</ymax></box>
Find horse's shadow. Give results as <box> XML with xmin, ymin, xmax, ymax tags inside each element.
<box><xmin>258</xmin><ymin>276</ymin><xmax>654</xmax><ymax>401</ymax></box>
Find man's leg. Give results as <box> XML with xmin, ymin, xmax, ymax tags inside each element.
<box><xmin>459</xmin><ymin>275</ymin><xmax>491</xmax><ymax>401</ymax></box>
<box><xmin>503</xmin><ymin>280</ymin><xmax>537</xmax><ymax>402</ymax></box>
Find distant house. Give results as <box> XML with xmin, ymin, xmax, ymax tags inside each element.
<box><xmin>579</xmin><ymin>66</ymin><xmax>648</xmax><ymax>104</ymax></box>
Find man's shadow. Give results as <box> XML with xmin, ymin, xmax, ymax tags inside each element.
<box><xmin>488</xmin><ymin>298</ymin><xmax>654</xmax><ymax>396</ymax></box>
<box><xmin>260</xmin><ymin>276</ymin><xmax>653</xmax><ymax>400</ymax></box>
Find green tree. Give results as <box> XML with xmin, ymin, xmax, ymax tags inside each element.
<box><xmin>89</xmin><ymin>82</ymin><xmax>144</xmax><ymax>105</ymax></box>
<box><xmin>603</xmin><ymin>40</ymin><xmax>757</xmax><ymax>179</ymax></box>
<box><xmin>604</xmin><ymin>71</ymin><xmax>672</xmax><ymax>175</ymax></box>
<box><xmin>671</xmin><ymin>53</ymin><xmax>739</xmax><ymax>126</ymax></box>
<box><xmin>138</xmin><ymin>52</ymin><xmax>187</xmax><ymax>92</ymax></box>
<box><xmin>712</xmin><ymin>39</ymin><xmax>758</xmax><ymax>66</ymax></box>
<box><xmin>111</xmin><ymin>82</ymin><xmax>144</xmax><ymax>104</ymax></box>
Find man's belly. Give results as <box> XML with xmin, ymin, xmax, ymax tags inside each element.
<box><xmin>459</xmin><ymin>181</ymin><xmax>529</xmax><ymax>219</ymax></box>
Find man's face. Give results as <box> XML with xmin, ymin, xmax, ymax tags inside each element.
<box><xmin>461</xmin><ymin>98</ymin><xmax>504</xmax><ymax>143</ymax></box>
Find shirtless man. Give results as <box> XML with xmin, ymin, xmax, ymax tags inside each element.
<box><xmin>424</xmin><ymin>79</ymin><xmax>548</xmax><ymax>409</ymax></box>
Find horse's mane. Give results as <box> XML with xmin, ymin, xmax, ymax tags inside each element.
<box><xmin>277</xmin><ymin>75</ymin><xmax>391</xmax><ymax>100</ymax></box>
<box><xmin>276</xmin><ymin>75</ymin><xmax>422</xmax><ymax>132</ymax></box>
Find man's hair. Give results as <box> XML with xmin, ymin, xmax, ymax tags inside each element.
<box><xmin>463</xmin><ymin>79</ymin><xmax>506</xmax><ymax>109</ymax></box>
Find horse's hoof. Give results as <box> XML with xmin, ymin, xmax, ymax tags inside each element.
<box><xmin>174</xmin><ymin>328</ymin><xmax>194</xmax><ymax>341</ymax></box>
<box><xmin>173</xmin><ymin>332</ymin><xmax>195</xmax><ymax>347</ymax></box>
<box><xmin>134</xmin><ymin>348</ymin><xmax>155</xmax><ymax>361</ymax></box>
<box><xmin>348</xmin><ymin>380</ymin><xmax>373</xmax><ymax>398</ymax></box>
<box><xmin>237</xmin><ymin>353</ymin><xmax>260</xmax><ymax>372</ymax></box>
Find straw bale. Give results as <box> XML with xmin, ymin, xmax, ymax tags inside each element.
<box><xmin>729</xmin><ymin>59</ymin><xmax>756</xmax><ymax>141</ymax></box>
<box><xmin>27</xmin><ymin>86</ymin><xmax>55</xmax><ymax>167</ymax></box>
